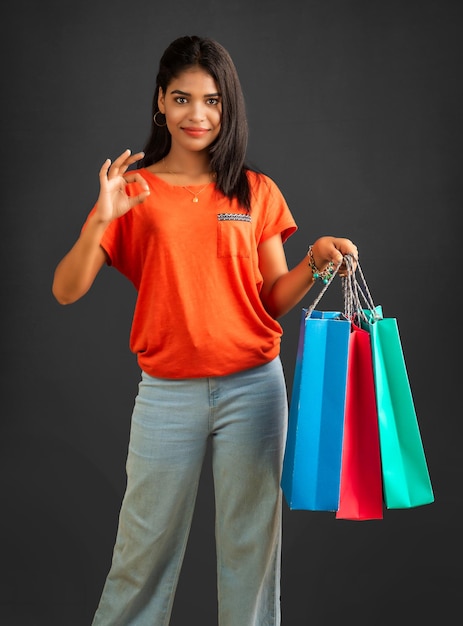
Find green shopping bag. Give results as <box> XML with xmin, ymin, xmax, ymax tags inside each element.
<box><xmin>354</xmin><ymin>271</ymin><xmax>434</xmax><ymax>509</ymax></box>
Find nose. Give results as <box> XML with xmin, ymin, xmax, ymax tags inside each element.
<box><xmin>188</xmin><ymin>101</ymin><xmax>206</xmax><ymax>122</ymax></box>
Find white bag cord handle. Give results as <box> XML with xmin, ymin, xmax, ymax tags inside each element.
<box><xmin>305</xmin><ymin>254</ymin><xmax>380</xmax><ymax>322</ymax></box>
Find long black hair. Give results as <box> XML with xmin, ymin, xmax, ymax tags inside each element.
<box><xmin>139</xmin><ymin>35</ymin><xmax>253</xmax><ymax>210</ymax></box>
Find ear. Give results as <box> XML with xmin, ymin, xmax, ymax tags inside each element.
<box><xmin>157</xmin><ymin>88</ymin><xmax>165</xmax><ymax>114</ymax></box>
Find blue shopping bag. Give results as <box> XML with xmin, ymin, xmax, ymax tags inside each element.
<box><xmin>281</xmin><ymin>308</ymin><xmax>351</xmax><ymax>510</ymax></box>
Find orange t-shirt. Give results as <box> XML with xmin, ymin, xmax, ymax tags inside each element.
<box><xmin>84</xmin><ymin>168</ymin><xmax>297</xmax><ymax>378</ymax></box>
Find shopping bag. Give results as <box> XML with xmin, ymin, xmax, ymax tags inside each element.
<box><xmin>336</xmin><ymin>322</ymin><xmax>383</xmax><ymax>520</ymax></box>
<box><xmin>360</xmin><ymin>305</ymin><xmax>434</xmax><ymax>508</ymax></box>
<box><xmin>281</xmin><ymin>307</ymin><xmax>350</xmax><ymax>510</ymax></box>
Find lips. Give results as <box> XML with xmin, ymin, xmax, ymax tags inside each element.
<box><xmin>182</xmin><ymin>127</ymin><xmax>209</xmax><ymax>137</ymax></box>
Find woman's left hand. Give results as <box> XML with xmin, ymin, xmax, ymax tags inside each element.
<box><xmin>311</xmin><ymin>236</ymin><xmax>358</xmax><ymax>277</ymax></box>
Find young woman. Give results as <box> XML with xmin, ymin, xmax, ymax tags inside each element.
<box><xmin>52</xmin><ymin>35</ymin><xmax>358</xmax><ymax>626</ymax></box>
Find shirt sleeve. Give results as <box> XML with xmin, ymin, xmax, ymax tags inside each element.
<box><xmin>253</xmin><ymin>173</ymin><xmax>298</xmax><ymax>244</ymax></box>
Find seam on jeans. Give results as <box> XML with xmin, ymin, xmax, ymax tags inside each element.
<box><xmin>207</xmin><ymin>377</ymin><xmax>219</xmax><ymax>431</ymax></box>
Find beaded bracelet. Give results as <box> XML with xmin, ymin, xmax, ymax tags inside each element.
<box><xmin>307</xmin><ymin>245</ymin><xmax>335</xmax><ymax>284</ymax></box>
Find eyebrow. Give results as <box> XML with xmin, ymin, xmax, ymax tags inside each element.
<box><xmin>170</xmin><ymin>89</ymin><xmax>221</xmax><ymax>97</ymax></box>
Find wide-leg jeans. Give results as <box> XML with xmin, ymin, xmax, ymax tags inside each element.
<box><xmin>92</xmin><ymin>356</ymin><xmax>288</xmax><ymax>626</ymax></box>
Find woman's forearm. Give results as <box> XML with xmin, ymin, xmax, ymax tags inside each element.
<box><xmin>260</xmin><ymin>236</ymin><xmax>357</xmax><ymax>319</ymax></box>
<box><xmin>52</xmin><ymin>213</ymin><xmax>109</xmax><ymax>305</ymax></box>
<box><xmin>263</xmin><ymin>256</ymin><xmax>316</xmax><ymax>319</ymax></box>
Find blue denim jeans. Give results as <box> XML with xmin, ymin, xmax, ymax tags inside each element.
<box><xmin>92</xmin><ymin>356</ymin><xmax>288</xmax><ymax>626</ymax></box>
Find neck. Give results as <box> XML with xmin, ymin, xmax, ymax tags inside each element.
<box><xmin>164</xmin><ymin>149</ymin><xmax>211</xmax><ymax>177</ymax></box>
<box><xmin>163</xmin><ymin>151</ymin><xmax>214</xmax><ymax>186</ymax></box>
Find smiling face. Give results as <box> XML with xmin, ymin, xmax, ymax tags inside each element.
<box><xmin>158</xmin><ymin>67</ymin><xmax>222</xmax><ymax>155</ymax></box>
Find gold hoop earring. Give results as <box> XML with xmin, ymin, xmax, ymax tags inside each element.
<box><xmin>153</xmin><ymin>111</ymin><xmax>167</xmax><ymax>127</ymax></box>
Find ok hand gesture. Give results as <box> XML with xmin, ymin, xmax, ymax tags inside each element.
<box><xmin>96</xmin><ymin>149</ymin><xmax>150</xmax><ymax>223</ymax></box>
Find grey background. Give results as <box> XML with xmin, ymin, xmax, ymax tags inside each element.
<box><xmin>1</xmin><ymin>0</ymin><xmax>460</xmax><ymax>624</ymax></box>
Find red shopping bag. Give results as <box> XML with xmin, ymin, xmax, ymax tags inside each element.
<box><xmin>336</xmin><ymin>322</ymin><xmax>383</xmax><ymax>520</ymax></box>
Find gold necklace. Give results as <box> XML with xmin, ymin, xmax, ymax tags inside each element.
<box><xmin>163</xmin><ymin>158</ymin><xmax>212</xmax><ymax>203</ymax></box>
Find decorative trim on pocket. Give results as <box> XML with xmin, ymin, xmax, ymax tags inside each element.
<box><xmin>217</xmin><ymin>213</ymin><xmax>252</xmax><ymax>222</ymax></box>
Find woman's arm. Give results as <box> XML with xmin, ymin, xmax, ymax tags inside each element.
<box><xmin>258</xmin><ymin>234</ymin><xmax>358</xmax><ymax>319</ymax></box>
<box><xmin>52</xmin><ymin>149</ymin><xmax>150</xmax><ymax>305</ymax></box>
<box><xmin>52</xmin><ymin>215</ymin><xmax>110</xmax><ymax>304</ymax></box>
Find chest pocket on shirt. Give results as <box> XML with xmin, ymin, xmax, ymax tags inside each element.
<box><xmin>217</xmin><ymin>213</ymin><xmax>252</xmax><ymax>258</ymax></box>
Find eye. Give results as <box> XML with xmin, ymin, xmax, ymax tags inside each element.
<box><xmin>207</xmin><ymin>98</ymin><xmax>220</xmax><ymax>105</ymax></box>
<box><xmin>175</xmin><ymin>97</ymin><xmax>188</xmax><ymax>104</ymax></box>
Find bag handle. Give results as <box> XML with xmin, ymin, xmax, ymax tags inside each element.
<box><xmin>305</xmin><ymin>259</ymin><xmax>343</xmax><ymax>317</ymax></box>
<box><xmin>342</xmin><ymin>256</ymin><xmax>381</xmax><ymax>323</ymax></box>
<box><xmin>305</xmin><ymin>254</ymin><xmax>380</xmax><ymax>322</ymax></box>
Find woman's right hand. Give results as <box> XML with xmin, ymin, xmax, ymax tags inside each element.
<box><xmin>96</xmin><ymin>149</ymin><xmax>150</xmax><ymax>222</ymax></box>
